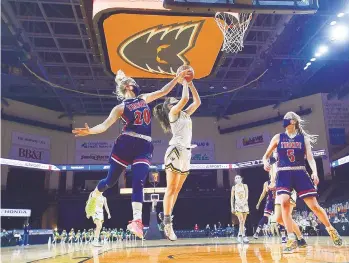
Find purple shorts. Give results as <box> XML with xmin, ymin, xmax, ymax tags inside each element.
<box><xmin>276</xmin><ymin>168</ymin><xmax>317</xmax><ymax>199</ymax></box>
<box><xmin>109</xmin><ymin>134</ymin><xmax>153</xmax><ymax>168</ymax></box>
<box><xmin>264</xmin><ymin>198</ymin><xmax>275</xmax><ymax>215</ymax></box>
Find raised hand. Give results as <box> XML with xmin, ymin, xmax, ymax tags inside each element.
<box><xmin>72</xmin><ymin>123</ymin><xmax>91</xmax><ymax>137</ymax></box>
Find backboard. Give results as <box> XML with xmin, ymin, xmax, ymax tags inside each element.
<box><xmin>163</xmin><ymin>0</ymin><xmax>319</xmax><ymax>14</ymax></box>
<box><xmin>91</xmin><ymin>0</ymin><xmax>223</xmax><ymax>79</ymax></box>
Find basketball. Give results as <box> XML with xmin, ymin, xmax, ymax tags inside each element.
<box><xmin>176</xmin><ymin>65</ymin><xmax>194</xmax><ymax>83</ymax></box>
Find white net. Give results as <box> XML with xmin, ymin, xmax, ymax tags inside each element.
<box><xmin>215</xmin><ymin>12</ymin><xmax>252</xmax><ymax>53</ymax></box>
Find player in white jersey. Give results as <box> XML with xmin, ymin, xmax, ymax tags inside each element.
<box><xmin>231</xmin><ymin>175</ymin><xmax>249</xmax><ymax>243</ymax></box>
<box><xmin>87</xmin><ymin>192</ymin><xmax>111</xmax><ymax>246</ymax></box>
<box><xmin>153</xmin><ymin>68</ymin><xmax>201</xmax><ymax>241</ymax></box>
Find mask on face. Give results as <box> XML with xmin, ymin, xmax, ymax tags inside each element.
<box><xmin>132</xmin><ymin>85</ymin><xmax>141</xmax><ymax>97</ymax></box>
<box><xmin>235</xmin><ymin>177</ymin><xmax>242</xmax><ymax>184</ymax></box>
<box><xmin>283</xmin><ymin>119</ymin><xmax>292</xmax><ymax>128</ymax></box>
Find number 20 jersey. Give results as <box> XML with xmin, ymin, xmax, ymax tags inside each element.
<box><xmin>277</xmin><ymin>133</ymin><xmax>305</xmax><ymax>168</ymax></box>
<box><xmin>121</xmin><ymin>98</ymin><xmax>151</xmax><ymax>137</ymax></box>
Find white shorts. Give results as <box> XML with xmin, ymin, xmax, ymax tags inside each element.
<box><xmin>275</xmin><ymin>190</ymin><xmax>297</xmax><ymax>206</ymax></box>
<box><xmin>164</xmin><ymin>145</ymin><xmax>191</xmax><ymax>175</ymax></box>
<box><xmin>93</xmin><ymin>211</ymin><xmax>104</xmax><ymax>222</ymax></box>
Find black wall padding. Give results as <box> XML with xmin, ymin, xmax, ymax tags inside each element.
<box><xmin>1</xmin><ymin>112</ymin><xmax>72</xmax><ymax>133</ymax></box>
<box><xmin>219</xmin><ymin>108</ymin><xmax>312</xmax><ymax>134</ymax></box>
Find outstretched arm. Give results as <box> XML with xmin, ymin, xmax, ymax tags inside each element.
<box><xmin>140</xmin><ymin>70</ymin><xmax>190</xmax><ymax>104</ymax></box>
<box><xmin>305</xmin><ymin>137</ymin><xmax>319</xmax><ymax>186</ymax></box>
<box><xmin>262</xmin><ymin>134</ymin><xmax>280</xmax><ymax>171</ymax></box>
<box><xmin>72</xmin><ymin>104</ymin><xmax>123</xmax><ymax>136</ymax></box>
<box><xmin>169</xmin><ymin>81</ymin><xmax>189</xmax><ymax>116</ymax></box>
<box><xmin>184</xmin><ymin>82</ymin><xmax>201</xmax><ymax>116</ymax></box>
<box><xmin>256</xmin><ymin>182</ymin><xmax>268</xmax><ymax>209</ymax></box>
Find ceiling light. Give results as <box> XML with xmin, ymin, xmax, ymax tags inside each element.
<box><xmin>223</xmin><ymin>86</ymin><xmax>227</xmax><ymax>90</ymax></box>
<box><xmin>310</xmin><ymin>58</ymin><xmax>316</xmax><ymax>62</ymax></box>
<box><xmin>304</xmin><ymin>66</ymin><xmax>308</xmax><ymax>70</ymax></box>
<box><xmin>337</xmin><ymin>13</ymin><xmax>345</xmax><ymax>18</ymax></box>
<box><xmin>330</xmin><ymin>24</ymin><xmax>349</xmax><ymax>41</ymax></box>
<box><xmin>317</xmin><ymin>45</ymin><xmax>329</xmax><ymax>56</ymax></box>
<box><xmin>306</xmin><ymin>62</ymin><xmax>311</xmax><ymax>66</ymax></box>
<box><xmin>209</xmin><ymin>86</ymin><xmax>214</xmax><ymax>89</ymax></box>
<box><xmin>330</xmin><ymin>21</ymin><xmax>337</xmax><ymax>26</ymax></box>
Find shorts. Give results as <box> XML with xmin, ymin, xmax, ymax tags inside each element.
<box><xmin>235</xmin><ymin>200</ymin><xmax>249</xmax><ymax>214</ymax></box>
<box><xmin>109</xmin><ymin>134</ymin><xmax>153</xmax><ymax>167</ymax></box>
<box><xmin>164</xmin><ymin>145</ymin><xmax>191</xmax><ymax>175</ymax></box>
<box><xmin>264</xmin><ymin>198</ymin><xmax>275</xmax><ymax>215</ymax></box>
<box><xmin>276</xmin><ymin>167</ymin><xmax>317</xmax><ymax>199</ymax></box>
<box><xmin>275</xmin><ymin>190</ymin><xmax>297</xmax><ymax>206</ymax></box>
<box><xmin>93</xmin><ymin>211</ymin><xmax>104</xmax><ymax>223</ymax></box>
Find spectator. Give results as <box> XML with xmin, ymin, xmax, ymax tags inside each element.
<box><xmin>205</xmin><ymin>224</ymin><xmax>210</xmax><ymax>237</ymax></box>
<box><xmin>340</xmin><ymin>214</ymin><xmax>348</xmax><ymax>223</ymax></box>
<box><xmin>22</xmin><ymin>222</ymin><xmax>30</xmax><ymax>246</ymax></box>
<box><xmin>333</xmin><ymin>216</ymin><xmax>340</xmax><ymax>224</ymax></box>
<box><xmin>194</xmin><ymin>224</ymin><xmax>199</xmax><ymax>231</ymax></box>
<box><xmin>218</xmin><ymin>222</ymin><xmax>222</xmax><ymax>229</ymax></box>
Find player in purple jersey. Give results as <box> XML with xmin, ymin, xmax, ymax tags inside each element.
<box><xmin>262</xmin><ymin>111</ymin><xmax>342</xmax><ymax>253</ymax></box>
<box><xmin>73</xmin><ymin>69</ymin><xmax>191</xmax><ymax>239</ymax></box>
<box><xmin>253</xmin><ymin>175</ymin><xmax>275</xmax><ymax>239</ymax></box>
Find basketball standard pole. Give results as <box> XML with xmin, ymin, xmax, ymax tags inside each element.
<box><xmin>144</xmin><ymin>173</ymin><xmax>163</xmax><ymax>240</ymax></box>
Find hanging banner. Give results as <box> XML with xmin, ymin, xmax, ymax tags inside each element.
<box><xmin>12</xmin><ymin>132</ymin><xmax>50</xmax><ymax>150</ymax></box>
<box><xmin>75</xmin><ymin>152</ymin><xmax>110</xmax><ymax>164</ymax></box>
<box><xmin>237</xmin><ymin>132</ymin><xmax>270</xmax><ymax>149</ymax></box>
<box><xmin>75</xmin><ymin>139</ymin><xmax>115</xmax><ymax>151</ymax></box>
<box><xmin>322</xmin><ymin>95</ymin><xmax>349</xmax><ymax>161</ymax></box>
<box><xmin>1</xmin><ymin>209</ymin><xmax>31</xmax><ymax>217</ymax></box>
<box><xmin>9</xmin><ymin>145</ymin><xmax>50</xmax><ymax>163</ymax></box>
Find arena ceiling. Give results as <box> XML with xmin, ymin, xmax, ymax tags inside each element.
<box><xmin>1</xmin><ymin>0</ymin><xmax>349</xmax><ymax>119</ymax></box>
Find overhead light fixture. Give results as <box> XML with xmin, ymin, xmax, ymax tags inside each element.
<box><xmin>310</xmin><ymin>58</ymin><xmax>316</xmax><ymax>62</ymax></box>
<box><xmin>304</xmin><ymin>66</ymin><xmax>308</xmax><ymax>70</ymax></box>
<box><xmin>317</xmin><ymin>45</ymin><xmax>329</xmax><ymax>56</ymax></box>
<box><xmin>223</xmin><ymin>86</ymin><xmax>227</xmax><ymax>90</ymax></box>
<box><xmin>330</xmin><ymin>21</ymin><xmax>337</xmax><ymax>26</ymax></box>
<box><xmin>209</xmin><ymin>86</ymin><xmax>214</xmax><ymax>89</ymax></box>
<box><xmin>330</xmin><ymin>24</ymin><xmax>349</xmax><ymax>41</ymax></box>
<box><xmin>306</xmin><ymin>62</ymin><xmax>312</xmax><ymax>66</ymax></box>
<box><xmin>337</xmin><ymin>13</ymin><xmax>345</xmax><ymax>18</ymax></box>
<box><xmin>315</xmin><ymin>52</ymin><xmax>321</xmax><ymax>57</ymax></box>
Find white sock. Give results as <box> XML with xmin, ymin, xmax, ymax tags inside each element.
<box><xmin>132</xmin><ymin>202</ymin><xmax>142</xmax><ymax>221</ymax></box>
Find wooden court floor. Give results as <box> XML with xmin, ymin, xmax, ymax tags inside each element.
<box><xmin>1</xmin><ymin>237</ymin><xmax>349</xmax><ymax>263</ymax></box>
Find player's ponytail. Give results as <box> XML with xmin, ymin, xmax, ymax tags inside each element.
<box><xmin>153</xmin><ymin>99</ymin><xmax>171</xmax><ymax>133</ymax></box>
<box><xmin>284</xmin><ymin>111</ymin><xmax>318</xmax><ymax>147</ymax></box>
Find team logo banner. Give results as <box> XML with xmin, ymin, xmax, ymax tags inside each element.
<box><xmin>9</xmin><ymin>145</ymin><xmax>50</xmax><ymax>163</ymax></box>
<box><xmin>237</xmin><ymin>132</ymin><xmax>270</xmax><ymax>149</ymax></box>
<box><xmin>1</xmin><ymin>209</ymin><xmax>31</xmax><ymax>217</ymax></box>
<box><xmin>12</xmin><ymin>132</ymin><xmax>50</xmax><ymax>150</ymax></box>
<box><xmin>100</xmin><ymin>13</ymin><xmax>223</xmax><ymax>78</ymax></box>
<box><xmin>75</xmin><ymin>152</ymin><xmax>110</xmax><ymax>164</ymax></box>
<box><xmin>75</xmin><ymin>140</ymin><xmax>114</xmax><ymax>151</ymax></box>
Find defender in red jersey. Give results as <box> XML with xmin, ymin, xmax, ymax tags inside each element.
<box><xmin>73</xmin><ymin>68</ymin><xmax>191</xmax><ymax>239</ymax></box>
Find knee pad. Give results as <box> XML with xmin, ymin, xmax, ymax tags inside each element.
<box><xmin>258</xmin><ymin>216</ymin><xmax>268</xmax><ymax>227</ymax></box>
<box><xmin>97</xmin><ymin>162</ymin><xmax>125</xmax><ymax>192</ymax></box>
<box><xmin>131</xmin><ymin>163</ymin><xmax>150</xmax><ymax>202</ymax></box>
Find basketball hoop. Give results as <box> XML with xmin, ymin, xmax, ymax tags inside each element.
<box><xmin>215</xmin><ymin>12</ymin><xmax>252</xmax><ymax>53</ymax></box>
